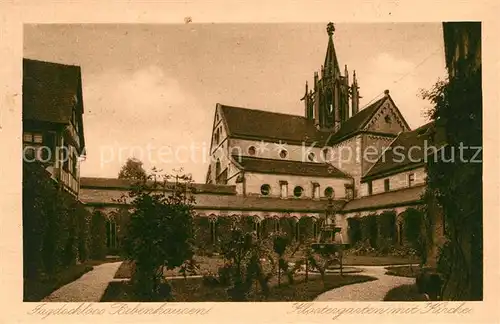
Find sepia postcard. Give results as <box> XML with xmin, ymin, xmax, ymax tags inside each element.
<box><xmin>0</xmin><ymin>1</ymin><xmax>499</xmax><ymax>323</ymax></box>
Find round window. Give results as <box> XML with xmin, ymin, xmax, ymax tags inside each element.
<box><xmin>293</xmin><ymin>186</ymin><xmax>304</xmax><ymax>197</ymax></box>
<box><xmin>248</xmin><ymin>146</ymin><xmax>256</xmax><ymax>156</ymax></box>
<box><xmin>307</xmin><ymin>152</ymin><xmax>315</xmax><ymax>162</ymax></box>
<box><xmin>279</xmin><ymin>149</ymin><xmax>288</xmax><ymax>158</ymax></box>
<box><xmin>260</xmin><ymin>184</ymin><xmax>271</xmax><ymax>196</ymax></box>
<box><xmin>324</xmin><ymin>187</ymin><xmax>334</xmax><ymax>198</ymax></box>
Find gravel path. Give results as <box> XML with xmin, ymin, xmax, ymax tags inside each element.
<box><xmin>42</xmin><ymin>261</ymin><xmax>123</xmax><ymax>302</ymax></box>
<box><xmin>314</xmin><ymin>265</ymin><xmax>415</xmax><ymax>301</ymax></box>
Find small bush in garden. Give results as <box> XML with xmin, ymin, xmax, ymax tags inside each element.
<box><xmin>218</xmin><ymin>228</ymin><xmax>275</xmax><ymax>301</ymax></box>
<box><xmin>122</xmin><ymin>170</ymin><xmax>196</xmax><ymax>301</ymax></box>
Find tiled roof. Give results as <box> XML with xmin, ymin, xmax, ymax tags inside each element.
<box><xmin>80</xmin><ymin>177</ymin><xmax>237</xmax><ymax>195</ymax></box>
<box><xmin>324</xmin><ymin>97</ymin><xmax>387</xmax><ymax>145</ymax></box>
<box><xmin>233</xmin><ymin>155</ymin><xmax>351</xmax><ymax>178</ymax></box>
<box><xmin>220</xmin><ymin>104</ymin><xmax>329</xmax><ymax>144</ymax></box>
<box><xmin>195</xmin><ymin>195</ymin><xmax>344</xmax><ymax>213</ymax></box>
<box><xmin>219</xmin><ymin>100</ymin><xmax>385</xmax><ymax>146</ymax></box>
<box><xmin>341</xmin><ymin>185</ymin><xmax>425</xmax><ymax>212</ymax></box>
<box><xmin>23</xmin><ymin>58</ymin><xmax>82</xmax><ymax>124</ymax></box>
<box><xmin>362</xmin><ymin>121</ymin><xmax>447</xmax><ymax>180</ymax></box>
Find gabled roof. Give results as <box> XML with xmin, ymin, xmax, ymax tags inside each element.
<box><xmin>219</xmin><ymin>104</ymin><xmax>329</xmax><ymax>144</ymax></box>
<box><xmin>233</xmin><ymin>155</ymin><xmax>351</xmax><ymax>179</ymax></box>
<box><xmin>23</xmin><ymin>58</ymin><xmax>83</xmax><ymax>124</ymax></box>
<box><xmin>219</xmin><ymin>99</ymin><xmax>391</xmax><ymax>147</ymax></box>
<box><xmin>362</xmin><ymin>121</ymin><xmax>447</xmax><ymax>181</ymax></box>
<box><xmin>80</xmin><ymin>177</ymin><xmax>237</xmax><ymax>195</ymax></box>
<box><xmin>324</xmin><ymin>96</ymin><xmax>387</xmax><ymax>146</ymax></box>
<box><xmin>341</xmin><ymin>184</ymin><xmax>425</xmax><ymax>212</ymax></box>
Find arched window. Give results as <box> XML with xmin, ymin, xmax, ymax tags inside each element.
<box><xmin>293</xmin><ymin>186</ymin><xmax>304</xmax><ymax>197</ymax></box>
<box><xmin>294</xmin><ymin>222</ymin><xmax>300</xmax><ymax>241</ymax></box>
<box><xmin>209</xmin><ymin>218</ymin><xmax>217</xmax><ymax>244</ymax></box>
<box><xmin>215</xmin><ymin>159</ymin><xmax>221</xmax><ymax>176</ymax></box>
<box><xmin>260</xmin><ymin>184</ymin><xmax>271</xmax><ymax>196</ymax></box>
<box><xmin>106</xmin><ymin>220</ymin><xmax>117</xmax><ymax>249</ymax></box>
<box><xmin>324</xmin><ymin>186</ymin><xmax>334</xmax><ymax>198</ymax></box>
<box><xmin>322</xmin><ymin>148</ymin><xmax>330</xmax><ymax>161</ymax></box>
<box><xmin>313</xmin><ymin>220</ymin><xmax>318</xmax><ymax>239</ymax></box>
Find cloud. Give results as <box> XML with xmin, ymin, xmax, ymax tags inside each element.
<box><xmin>81</xmin><ymin>66</ymin><xmax>212</xmax><ymax>181</ymax></box>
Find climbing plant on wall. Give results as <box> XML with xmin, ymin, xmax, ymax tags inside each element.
<box><xmin>420</xmin><ymin>25</ymin><xmax>482</xmax><ymax>300</ymax></box>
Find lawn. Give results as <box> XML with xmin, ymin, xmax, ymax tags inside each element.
<box><xmin>101</xmin><ymin>273</ymin><xmax>377</xmax><ymax>302</ymax></box>
<box><xmin>114</xmin><ymin>255</ymin><xmax>225</xmax><ymax>279</ymax></box>
<box><xmin>23</xmin><ymin>258</ymin><xmax>117</xmax><ymax>302</ymax></box>
<box><xmin>342</xmin><ymin>255</ymin><xmax>418</xmax><ymax>266</ymax></box>
<box><xmin>385</xmin><ymin>265</ymin><xmax>421</xmax><ymax>278</ymax></box>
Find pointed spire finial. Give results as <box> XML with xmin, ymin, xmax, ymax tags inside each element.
<box><xmin>327</xmin><ymin>22</ymin><xmax>335</xmax><ymax>36</ymax></box>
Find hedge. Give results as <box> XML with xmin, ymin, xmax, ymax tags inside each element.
<box><xmin>23</xmin><ymin>161</ymin><xmax>105</xmax><ymax>280</ymax></box>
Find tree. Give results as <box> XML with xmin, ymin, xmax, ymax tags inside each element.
<box><xmin>122</xmin><ymin>170</ymin><xmax>196</xmax><ymax>301</ymax></box>
<box><xmin>420</xmin><ymin>38</ymin><xmax>482</xmax><ymax>300</ymax></box>
<box><xmin>118</xmin><ymin>158</ymin><xmax>147</xmax><ymax>181</ymax></box>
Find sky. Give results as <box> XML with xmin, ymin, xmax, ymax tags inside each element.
<box><xmin>23</xmin><ymin>23</ymin><xmax>447</xmax><ymax>182</ymax></box>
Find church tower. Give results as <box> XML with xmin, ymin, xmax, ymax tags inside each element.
<box><xmin>302</xmin><ymin>22</ymin><xmax>361</xmax><ymax>132</ymax></box>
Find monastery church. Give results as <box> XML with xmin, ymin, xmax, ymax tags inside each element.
<box><xmin>74</xmin><ymin>23</ymin><xmax>439</xmax><ymax>249</ymax></box>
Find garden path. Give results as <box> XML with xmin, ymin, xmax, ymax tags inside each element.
<box><xmin>42</xmin><ymin>261</ymin><xmax>123</xmax><ymax>302</ymax></box>
<box><xmin>314</xmin><ymin>265</ymin><xmax>415</xmax><ymax>301</ymax></box>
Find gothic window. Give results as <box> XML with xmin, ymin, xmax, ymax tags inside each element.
<box><xmin>248</xmin><ymin>146</ymin><xmax>256</xmax><ymax>156</ymax></box>
<box><xmin>324</xmin><ymin>186</ymin><xmax>334</xmax><ymax>198</ymax></box>
<box><xmin>307</xmin><ymin>152</ymin><xmax>316</xmax><ymax>162</ymax></box>
<box><xmin>293</xmin><ymin>186</ymin><xmax>304</xmax><ymax>198</ymax></box>
<box><xmin>322</xmin><ymin>148</ymin><xmax>330</xmax><ymax>161</ymax></box>
<box><xmin>106</xmin><ymin>220</ymin><xmax>117</xmax><ymax>248</ymax></box>
<box><xmin>294</xmin><ymin>222</ymin><xmax>300</xmax><ymax>241</ymax></box>
<box><xmin>313</xmin><ymin>220</ymin><xmax>318</xmax><ymax>239</ymax></box>
<box><xmin>279</xmin><ymin>149</ymin><xmax>288</xmax><ymax>159</ymax></box>
<box><xmin>260</xmin><ymin>184</ymin><xmax>271</xmax><ymax>196</ymax></box>
<box><xmin>215</xmin><ymin>160</ymin><xmax>221</xmax><ymax>176</ymax></box>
